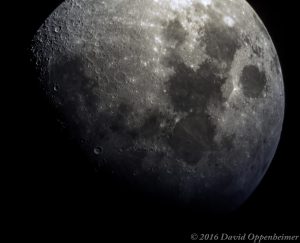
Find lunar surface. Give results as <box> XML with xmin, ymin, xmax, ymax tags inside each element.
<box><xmin>31</xmin><ymin>0</ymin><xmax>285</xmax><ymax>212</ymax></box>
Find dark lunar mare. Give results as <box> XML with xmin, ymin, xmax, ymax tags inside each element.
<box><xmin>31</xmin><ymin>0</ymin><xmax>285</xmax><ymax>215</ymax></box>
<box><xmin>161</xmin><ymin>15</ymin><xmax>241</xmax><ymax>165</ymax></box>
<box><xmin>167</xmin><ymin>61</ymin><xmax>227</xmax><ymax>165</ymax></box>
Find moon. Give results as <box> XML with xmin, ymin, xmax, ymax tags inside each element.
<box><xmin>31</xmin><ymin>0</ymin><xmax>285</xmax><ymax>213</ymax></box>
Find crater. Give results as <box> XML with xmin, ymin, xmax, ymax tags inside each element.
<box><xmin>240</xmin><ymin>65</ymin><xmax>267</xmax><ymax>98</ymax></box>
<box><xmin>162</xmin><ymin>17</ymin><xmax>188</xmax><ymax>46</ymax></box>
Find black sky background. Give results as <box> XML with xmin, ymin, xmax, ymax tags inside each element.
<box><xmin>6</xmin><ymin>0</ymin><xmax>299</xmax><ymax>240</ymax></box>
